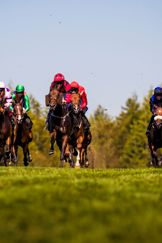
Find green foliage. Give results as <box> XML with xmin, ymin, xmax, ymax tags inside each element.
<box><xmin>90</xmin><ymin>106</ymin><xmax>117</xmax><ymax>168</ymax></box>
<box><xmin>90</xmin><ymin>92</ymin><xmax>153</xmax><ymax>168</ymax></box>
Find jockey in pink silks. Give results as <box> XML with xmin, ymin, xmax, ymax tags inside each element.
<box><xmin>0</xmin><ymin>81</ymin><xmax>13</xmax><ymax>112</ymax></box>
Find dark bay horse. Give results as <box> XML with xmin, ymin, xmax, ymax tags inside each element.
<box><xmin>12</xmin><ymin>102</ymin><xmax>33</xmax><ymax>166</ymax></box>
<box><xmin>69</xmin><ymin>93</ymin><xmax>92</xmax><ymax>168</ymax></box>
<box><xmin>0</xmin><ymin>107</ymin><xmax>12</xmax><ymax>166</ymax></box>
<box><xmin>48</xmin><ymin>89</ymin><xmax>72</xmax><ymax>166</ymax></box>
<box><xmin>147</xmin><ymin>107</ymin><xmax>162</xmax><ymax>167</ymax></box>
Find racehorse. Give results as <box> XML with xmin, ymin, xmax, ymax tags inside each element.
<box><xmin>147</xmin><ymin>106</ymin><xmax>162</xmax><ymax>167</ymax></box>
<box><xmin>69</xmin><ymin>93</ymin><xmax>92</xmax><ymax>167</ymax></box>
<box><xmin>12</xmin><ymin>102</ymin><xmax>33</xmax><ymax>166</ymax></box>
<box><xmin>0</xmin><ymin>106</ymin><xmax>12</xmax><ymax>166</ymax></box>
<box><xmin>48</xmin><ymin>89</ymin><xmax>72</xmax><ymax>166</ymax></box>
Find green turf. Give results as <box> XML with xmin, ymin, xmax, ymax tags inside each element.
<box><xmin>0</xmin><ymin>167</ymin><xmax>162</xmax><ymax>243</ymax></box>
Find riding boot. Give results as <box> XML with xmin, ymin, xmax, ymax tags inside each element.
<box><xmin>146</xmin><ymin>115</ymin><xmax>154</xmax><ymax>136</ymax></box>
<box><xmin>11</xmin><ymin>116</ymin><xmax>15</xmax><ymax>127</ymax></box>
<box><xmin>28</xmin><ymin>130</ymin><xmax>33</xmax><ymax>142</ymax></box>
<box><xmin>82</xmin><ymin>115</ymin><xmax>90</xmax><ymax>136</ymax></box>
<box><xmin>45</xmin><ymin>111</ymin><xmax>50</xmax><ymax>130</ymax></box>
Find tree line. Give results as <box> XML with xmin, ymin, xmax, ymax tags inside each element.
<box><xmin>23</xmin><ymin>90</ymin><xmax>153</xmax><ymax>168</ymax></box>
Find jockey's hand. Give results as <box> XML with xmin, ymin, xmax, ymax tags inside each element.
<box><xmin>67</xmin><ymin>103</ymin><xmax>72</xmax><ymax>110</ymax></box>
<box><xmin>0</xmin><ymin>107</ymin><xmax>4</xmax><ymax>113</ymax></box>
<box><xmin>23</xmin><ymin>108</ymin><xmax>26</xmax><ymax>114</ymax></box>
<box><xmin>82</xmin><ymin>107</ymin><xmax>88</xmax><ymax>114</ymax></box>
<box><xmin>62</xmin><ymin>99</ymin><xmax>67</xmax><ymax>104</ymax></box>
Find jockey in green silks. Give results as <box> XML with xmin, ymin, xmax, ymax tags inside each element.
<box><xmin>12</xmin><ymin>84</ymin><xmax>33</xmax><ymax>140</ymax></box>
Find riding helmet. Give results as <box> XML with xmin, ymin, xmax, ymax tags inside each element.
<box><xmin>54</xmin><ymin>73</ymin><xmax>65</xmax><ymax>82</ymax></box>
<box><xmin>154</xmin><ymin>86</ymin><xmax>162</xmax><ymax>95</ymax></box>
<box><xmin>0</xmin><ymin>81</ymin><xmax>5</xmax><ymax>89</ymax></box>
<box><xmin>16</xmin><ymin>84</ymin><xmax>25</xmax><ymax>93</ymax></box>
<box><xmin>71</xmin><ymin>81</ymin><xmax>79</xmax><ymax>89</ymax></box>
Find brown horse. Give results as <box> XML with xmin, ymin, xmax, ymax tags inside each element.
<box><xmin>147</xmin><ymin>106</ymin><xmax>162</xmax><ymax>167</ymax></box>
<box><xmin>12</xmin><ymin>102</ymin><xmax>33</xmax><ymax>166</ymax></box>
<box><xmin>0</xmin><ymin>107</ymin><xmax>12</xmax><ymax>166</ymax></box>
<box><xmin>48</xmin><ymin>89</ymin><xmax>72</xmax><ymax>166</ymax></box>
<box><xmin>69</xmin><ymin>93</ymin><xmax>92</xmax><ymax>167</ymax></box>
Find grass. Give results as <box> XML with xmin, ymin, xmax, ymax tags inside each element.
<box><xmin>0</xmin><ymin>167</ymin><xmax>162</xmax><ymax>243</ymax></box>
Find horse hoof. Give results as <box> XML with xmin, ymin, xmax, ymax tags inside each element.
<box><xmin>69</xmin><ymin>161</ymin><xmax>75</xmax><ymax>168</ymax></box>
<box><xmin>28</xmin><ymin>154</ymin><xmax>32</xmax><ymax>162</ymax></box>
<box><xmin>11</xmin><ymin>155</ymin><xmax>18</xmax><ymax>164</ymax></box>
<box><xmin>73</xmin><ymin>149</ymin><xmax>78</xmax><ymax>156</ymax></box>
<box><xmin>59</xmin><ymin>160</ymin><xmax>65</xmax><ymax>167</ymax></box>
<box><xmin>49</xmin><ymin>149</ymin><xmax>54</xmax><ymax>155</ymax></box>
<box><xmin>60</xmin><ymin>154</ymin><xmax>65</xmax><ymax>161</ymax></box>
<box><xmin>24</xmin><ymin>161</ymin><xmax>29</xmax><ymax>166</ymax></box>
<box><xmin>75</xmin><ymin>161</ymin><xmax>80</xmax><ymax>167</ymax></box>
<box><xmin>85</xmin><ymin>161</ymin><xmax>89</xmax><ymax>167</ymax></box>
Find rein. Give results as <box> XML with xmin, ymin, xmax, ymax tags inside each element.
<box><xmin>50</xmin><ymin>110</ymin><xmax>71</xmax><ymax>120</ymax></box>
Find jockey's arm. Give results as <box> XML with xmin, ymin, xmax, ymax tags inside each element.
<box><xmin>80</xmin><ymin>90</ymin><xmax>88</xmax><ymax>110</ymax></box>
<box><xmin>4</xmin><ymin>88</ymin><xmax>13</xmax><ymax>111</ymax></box>
<box><xmin>150</xmin><ymin>96</ymin><xmax>154</xmax><ymax>113</ymax></box>
<box><xmin>24</xmin><ymin>94</ymin><xmax>30</xmax><ymax>112</ymax></box>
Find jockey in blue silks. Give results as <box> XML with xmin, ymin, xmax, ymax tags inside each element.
<box><xmin>146</xmin><ymin>86</ymin><xmax>162</xmax><ymax>135</ymax></box>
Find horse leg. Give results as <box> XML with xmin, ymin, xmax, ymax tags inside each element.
<box><xmin>49</xmin><ymin>130</ymin><xmax>56</xmax><ymax>155</ymax></box>
<box><xmin>68</xmin><ymin>145</ymin><xmax>75</xmax><ymax>168</ymax></box>
<box><xmin>149</xmin><ymin>144</ymin><xmax>159</xmax><ymax>167</ymax></box>
<box><xmin>11</xmin><ymin>144</ymin><xmax>18</xmax><ymax>165</ymax></box>
<box><xmin>27</xmin><ymin>147</ymin><xmax>32</xmax><ymax>162</ymax></box>
<box><xmin>23</xmin><ymin>143</ymin><xmax>29</xmax><ymax>166</ymax></box>
<box><xmin>75</xmin><ymin>148</ymin><xmax>80</xmax><ymax>167</ymax></box>
<box><xmin>59</xmin><ymin>135</ymin><xmax>68</xmax><ymax>167</ymax></box>
<box><xmin>5</xmin><ymin>136</ymin><xmax>11</xmax><ymax>161</ymax></box>
<box><xmin>11</xmin><ymin>125</ymin><xmax>18</xmax><ymax>164</ymax></box>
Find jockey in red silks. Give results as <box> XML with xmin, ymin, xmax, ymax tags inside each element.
<box><xmin>69</xmin><ymin>81</ymin><xmax>90</xmax><ymax>133</ymax></box>
<box><xmin>50</xmin><ymin>73</ymin><xmax>71</xmax><ymax>103</ymax></box>
<box><xmin>46</xmin><ymin>73</ymin><xmax>71</xmax><ymax>136</ymax></box>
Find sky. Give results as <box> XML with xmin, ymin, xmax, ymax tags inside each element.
<box><xmin>0</xmin><ymin>0</ymin><xmax>162</xmax><ymax>117</ymax></box>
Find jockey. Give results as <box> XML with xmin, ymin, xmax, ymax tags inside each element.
<box><xmin>46</xmin><ymin>73</ymin><xmax>71</xmax><ymax>131</ymax></box>
<box><xmin>146</xmin><ymin>86</ymin><xmax>162</xmax><ymax>135</ymax></box>
<box><xmin>12</xmin><ymin>84</ymin><xmax>33</xmax><ymax>140</ymax></box>
<box><xmin>0</xmin><ymin>81</ymin><xmax>13</xmax><ymax>157</ymax></box>
<box><xmin>69</xmin><ymin>81</ymin><xmax>90</xmax><ymax>133</ymax></box>
<box><xmin>0</xmin><ymin>81</ymin><xmax>13</xmax><ymax>117</ymax></box>
<box><xmin>49</xmin><ymin>73</ymin><xmax>71</xmax><ymax>102</ymax></box>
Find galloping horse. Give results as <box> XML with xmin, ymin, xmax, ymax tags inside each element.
<box><xmin>48</xmin><ymin>89</ymin><xmax>72</xmax><ymax>166</ymax></box>
<box><xmin>147</xmin><ymin>106</ymin><xmax>162</xmax><ymax>167</ymax></box>
<box><xmin>0</xmin><ymin>106</ymin><xmax>12</xmax><ymax>166</ymax></box>
<box><xmin>12</xmin><ymin>102</ymin><xmax>33</xmax><ymax>166</ymax></box>
<box><xmin>69</xmin><ymin>93</ymin><xmax>92</xmax><ymax>167</ymax></box>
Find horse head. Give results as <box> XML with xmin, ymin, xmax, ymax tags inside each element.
<box><xmin>49</xmin><ymin>89</ymin><xmax>64</xmax><ymax>108</ymax></box>
<box><xmin>13</xmin><ymin>102</ymin><xmax>24</xmax><ymax>124</ymax></box>
<box><xmin>71</xmin><ymin>93</ymin><xmax>81</xmax><ymax>114</ymax></box>
<box><xmin>154</xmin><ymin>107</ymin><xmax>162</xmax><ymax>129</ymax></box>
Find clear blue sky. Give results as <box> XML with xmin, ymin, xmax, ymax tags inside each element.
<box><xmin>1</xmin><ymin>0</ymin><xmax>162</xmax><ymax>117</ymax></box>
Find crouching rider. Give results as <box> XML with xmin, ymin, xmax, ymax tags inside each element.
<box><xmin>0</xmin><ymin>81</ymin><xmax>13</xmax><ymax>157</ymax></box>
<box><xmin>146</xmin><ymin>86</ymin><xmax>162</xmax><ymax>136</ymax></box>
<box><xmin>69</xmin><ymin>81</ymin><xmax>91</xmax><ymax>135</ymax></box>
<box><xmin>45</xmin><ymin>73</ymin><xmax>71</xmax><ymax>131</ymax></box>
<box><xmin>12</xmin><ymin>84</ymin><xmax>33</xmax><ymax>141</ymax></box>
